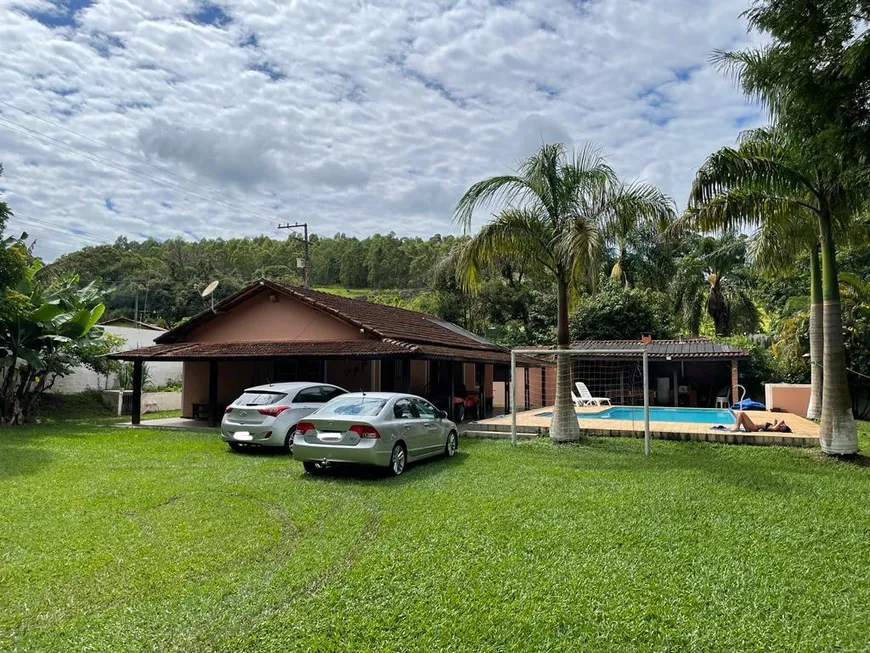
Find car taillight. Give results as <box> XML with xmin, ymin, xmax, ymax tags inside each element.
<box><xmin>257</xmin><ymin>405</ymin><xmax>291</xmax><ymax>417</ymax></box>
<box><xmin>225</xmin><ymin>406</ymin><xmax>233</xmax><ymax>413</ymax></box>
<box><xmin>349</xmin><ymin>424</ymin><xmax>380</xmax><ymax>439</ymax></box>
<box><xmin>296</xmin><ymin>421</ymin><xmax>315</xmax><ymax>434</ymax></box>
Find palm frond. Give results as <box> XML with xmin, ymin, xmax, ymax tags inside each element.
<box><xmin>452</xmin><ymin>175</ymin><xmax>533</xmax><ymax>233</ymax></box>
<box><xmin>689</xmin><ymin>146</ymin><xmax>820</xmax><ymax>210</ymax></box>
<box><xmin>454</xmin><ymin>208</ymin><xmax>555</xmax><ymax>292</ymax></box>
<box><xmin>685</xmin><ymin>188</ymin><xmax>814</xmax><ymax>234</ymax></box>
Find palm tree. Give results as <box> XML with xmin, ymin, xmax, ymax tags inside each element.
<box><xmin>671</xmin><ymin>233</ymin><xmax>758</xmax><ymax>337</ymax></box>
<box><xmin>453</xmin><ymin>143</ymin><xmax>675</xmax><ymax>443</ymax></box>
<box><xmin>746</xmin><ymin>207</ymin><xmax>825</xmax><ymax>419</ymax></box>
<box><xmin>606</xmin><ymin>203</ymin><xmax>674</xmax><ymax>287</ymax></box>
<box><xmin>687</xmin><ymin>127</ymin><xmax>861</xmax><ymax>454</ymax></box>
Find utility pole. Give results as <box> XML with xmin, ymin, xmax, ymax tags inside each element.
<box><xmin>277</xmin><ymin>222</ymin><xmax>310</xmax><ymax>288</ymax></box>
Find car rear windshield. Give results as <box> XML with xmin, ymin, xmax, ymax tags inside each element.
<box><xmin>318</xmin><ymin>397</ymin><xmax>387</xmax><ymax>417</ymax></box>
<box><xmin>234</xmin><ymin>391</ymin><xmax>288</xmax><ymax>406</ymax></box>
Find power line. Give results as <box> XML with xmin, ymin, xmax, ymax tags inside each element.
<box><xmin>0</xmin><ymin>99</ymin><xmax>288</xmax><ymax>223</ymax></box>
<box><xmin>7</xmin><ymin>214</ymin><xmax>109</xmax><ymax>246</ymax></box>
<box><xmin>12</xmin><ymin>212</ymin><xmax>107</xmax><ymax>241</ymax></box>
<box><xmin>0</xmin><ymin>115</ymin><xmax>283</xmax><ymax>225</ymax></box>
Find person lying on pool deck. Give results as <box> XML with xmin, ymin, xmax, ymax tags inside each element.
<box><xmin>733</xmin><ymin>411</ymin><xmax>792</xmax><ymax>433</ymax></box>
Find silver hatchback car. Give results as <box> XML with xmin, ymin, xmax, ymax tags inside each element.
<box><xmin>221</xmin><ymin>382</ymin><xmax>347</xmax><ymax>452</ymax></box>
<box><xmin>293</xmin><ymin>392</ymin><xmax>459</xmax><ymax>476</ymax></box>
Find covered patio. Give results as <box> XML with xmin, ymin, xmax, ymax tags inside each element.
<box><xmin>512</xmin><ymin>338</ymin><xmax>752</xmax><ymax>410</ymax></box>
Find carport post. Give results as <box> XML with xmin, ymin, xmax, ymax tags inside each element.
<box><xmin>643</xmin><ymin>348</ymin><xmax>650</xmax><ymax>457</ymax></box>
<box><xmin>208</xmin><ymin>360</ymin><xmax>219</xmax><ymax>427</ymax></box>
<box><xmin>449</xmin><ymin>361</ymin><xmax>455</xmax><ymax>421</ymax></box>
<box><xmin>510</xmin><ymin>351</ymin><xmax>517</xmax><ymax>448</ymax></box>
<box><xmin>131</xmin><ymin>360</ymin><xmax>143</xmax><ymax>425</ymax></box>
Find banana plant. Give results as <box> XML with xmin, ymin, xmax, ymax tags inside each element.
<box><xmin>1</xmin><ymin>251</ymin><xmax>108</xmax><ymax>425</ymax></box>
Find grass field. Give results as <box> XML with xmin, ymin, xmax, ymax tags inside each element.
<box><xmin>313</xmin><ymin>286</ymin><xmax>377</xmax><ymax>298</ymax></box>
<box><xmin>2</xmin><ymin>422</ymin><xmax>869</xmax><ymax>651</ymax></box>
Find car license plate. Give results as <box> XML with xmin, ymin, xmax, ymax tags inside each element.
<box><xmin>318</xmin><ymin>431</ymin><xmax>343</xmax><ymax>441</ymax></box>
<box><xmin>234</xmin><ymin>432</ymin><xmax>253</xmax><ymax>441</ymax></box>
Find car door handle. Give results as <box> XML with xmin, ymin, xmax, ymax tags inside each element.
<box><xmin>403</xmin><ymin>424</ymin><xmax>412</xmax><ymax>430</ymax></box>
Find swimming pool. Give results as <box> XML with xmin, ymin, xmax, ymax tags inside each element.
<box><xmin>535</xmin><ymin>406</ymin><xmax>735</xmax><ymax>424</ymax></box>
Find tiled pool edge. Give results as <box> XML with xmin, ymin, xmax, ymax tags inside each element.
<box><xmin>462</xmin><ymin>420</ymin><xmax>819</xmax><ymax>448</ymax></box>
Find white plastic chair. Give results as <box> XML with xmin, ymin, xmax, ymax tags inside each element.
<box><xmin>571</xmin><ymin>390</ymin><xmax>586</xmax><ymax>407</ymax></box>
<box><xmin>575</xmin><ymin>382</ymin><xmax>611</xmax><ymax>406</ymax></box>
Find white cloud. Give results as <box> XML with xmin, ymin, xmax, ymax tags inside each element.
<box><xmin>0</xmin><ymin>0</ymin><xmax>764</xmax><ymax>259</ymax></box>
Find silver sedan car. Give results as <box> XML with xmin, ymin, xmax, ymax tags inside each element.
<box><xmin>293</xmin><ymin>392</ymin><xmax>459</xmax><ymax>476</ymax></box>
<box><xmin>222</xmin><ymin>382</ymin><xmax>347</xmax><ymax>452</ymax></box>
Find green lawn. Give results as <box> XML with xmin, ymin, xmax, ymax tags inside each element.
<box><xmin>2</xmin><ymin>424</ymin><xmax>869</xmax><ymax>652</ymax></box>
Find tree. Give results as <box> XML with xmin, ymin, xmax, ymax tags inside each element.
<box><xmin>711</xmin><ymin>0</ymin><xmax>870</xmax><ymax>453</ymax></box>
<box><xmin>687</xmin><ymin>127</ymin><xmax>864</xmax><ymax>454</ymax></box>
<box><xmin>453</xmin><ymin>143</ymin><xmax>674</xmax><ymax>442</ymax></box>
<box><xmin>570</xmin><ymin>280</ymin><xmax>674</xmax><ymax>341</ymax></box>
<box><xmin>670</xmin><ymin>233</ymin><xmax>758</xmax><ymax>337</ymax></box>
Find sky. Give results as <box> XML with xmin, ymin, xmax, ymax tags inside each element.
<box><xmin>0</xmin><ymin>0</ymin><xmax>765</xmax><ymax>262</ymax></box>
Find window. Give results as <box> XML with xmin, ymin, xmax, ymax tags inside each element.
<box><xmin>321</xmin><ymin>386</ymin><xmax>347</xmax><ymax>401</ymax></box>
<box><xmin>393</xmin><ymin>399</ymin><xmax>419</xmax><ymax>419</ymax></box>
<box><xmin>412</xmin><ymin>398</ymin><xmax>437</xmax><ymax>419</ymax></box>
<box><xmin>294</xmin><ymin>386</ymin><xmax>326</xmax><ymax>403</ymax></box>
<box><xmin>319</xmin><ymin>396</ymin><xmax>387</xmax><ymax>417</ymax></box>
<box><xmin>233</xmin><ymin>391</ymin><xmax>287</xmax><ymax>406</ymax></box>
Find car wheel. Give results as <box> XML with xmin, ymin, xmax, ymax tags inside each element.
<box><xmin>228</xmin><ymin>442</ymin><xmax>246</xmax><ymax>452</ymax></box>
<box><xmin>303</xmin><ymin>461</ymin><xmax>327</xmax><ymax>474</ymax></box>
<box><xmin>453</xmin><ymin>403</ymin><xmax>465</xmax><ymax>423</ymax></box>
<box><xmin>389</xmin><ymin>443</ymin><xmax>406</xmax><ymax>476</ymax></box>
<box><xmin>445</xmin><ymin>431</ymin><xmax>458</xmax><ymax>457</ymax></box>
<box><xmin>282</xmin><ymin>427</ymin><xmax>295</xmax><ymax>454</ymax></box>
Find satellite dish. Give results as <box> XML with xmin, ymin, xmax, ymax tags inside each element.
<box><xmin>201</xmin><ymin>280</ymin><xmax>219</xmax><ymax>298</ymax></box>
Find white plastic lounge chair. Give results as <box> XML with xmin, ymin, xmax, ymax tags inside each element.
<box><xmin>571</xmin><ymin>390</ymin><xmax>585</xmax><ymax>407</ymax></box>
<box><xmin>575</xmin><ymin>382</ymin><xmax>611</xmax><ymax>406</ymax></box>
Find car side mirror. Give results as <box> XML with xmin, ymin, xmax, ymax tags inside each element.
<box><xmin>437</xmin><ymin>410</ymin><xmax>449</xmax><ymax>419</ymax></box>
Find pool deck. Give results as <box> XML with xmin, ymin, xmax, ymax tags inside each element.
<box><xmin>464</xmin><ymin>405</ymin><xmax>819</xmax><ymax>447</ymax></box>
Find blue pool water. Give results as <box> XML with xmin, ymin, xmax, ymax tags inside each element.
<box><xmin>535</xmin><ymin>406</ymin><xmax>735</xmax><ymax>424</ymax></box>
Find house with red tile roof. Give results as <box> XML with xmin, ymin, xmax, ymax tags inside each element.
<box><xmin>111</xmin><ymin>279</ymin><xmax>534</xmax><ymax>426</ymax></box>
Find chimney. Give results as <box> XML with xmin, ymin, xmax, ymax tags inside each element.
<box><xmin>641</xmin><ymin>333</ymin><xmax>652</xmax><ymax>345</ymax></box>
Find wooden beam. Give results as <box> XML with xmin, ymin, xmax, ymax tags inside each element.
<box><xmin>208</xmin><ymin>360</ymin><xmax>219</xmax><ymax>427</ymax></box>
<box><xmin>131</xmin><ymin>360</ymin><xmax>143</xmax><ymax>425</ymax></box>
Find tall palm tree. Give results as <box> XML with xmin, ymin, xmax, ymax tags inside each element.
<box><xmin>453</xmin><ymin>143</ymin><xmax>675</xmax><ymax>443</ymax></box>
<box><xmin>671</xmin><ymin>233</ymin><xmax>758</xmax><ymax>337</ymax></box>
<box><xmin>687</xmin><ymin>126</ymin><xmax>862</xmax><ymax>454</ymax></box>
<box><xmin>746</xmin><ymin>207</ymin><xmax>825</xmax><ymax>419</ymax></box>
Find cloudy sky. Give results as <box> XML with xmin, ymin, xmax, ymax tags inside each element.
<box><xmin>0</xmin><ymin>0</ymin><xmax>764</xmax><ymax>261</ymax></box>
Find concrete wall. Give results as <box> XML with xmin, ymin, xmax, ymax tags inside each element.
<box><xmin>181</xmin><ymin>360</ymin><xmax>273</xmax><ymax>416</ymax></box>
<box><xmin>189</xmin><ymin>290</ymin><xmax>368</xmax><ymax>342</ymax></box>
<box><xmin>50</xmin><ymin>324</ymin><xmax>182</xmax><ymax>394</ymax></box>
<box><xmin>409</xmin><ymin>360</ymin><xmax>428</xmax><ymax>395</ymax></box>
<box><xmin>102</xmin><ymin>390</ymin><xmax>181</xmax><ymax>415</ymax></box>
<box><xmin>765</xmin><ymin>383</ymin><xmax>811</xmax><ymax>417</ymax></box>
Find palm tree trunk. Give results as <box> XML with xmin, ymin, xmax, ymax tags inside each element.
<box><xmin>550</xmin><ymin>275</ymin><xmax>580</xmax><ymax>443</ymax></box>
<box><xmin>806</xmin><ymin>245</ymin><xmax>823</xmax><ymax>420</ymax></box>
<box><xmin>817</xmin><ymin>214</ymin><xmax>857</xmax><ymax>454</ymax></box>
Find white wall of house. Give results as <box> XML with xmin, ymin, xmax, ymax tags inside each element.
<box><xmin>49</xmin><ymin>323</ymin><xmax>182</xmax><ymax>393</ymax></box>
